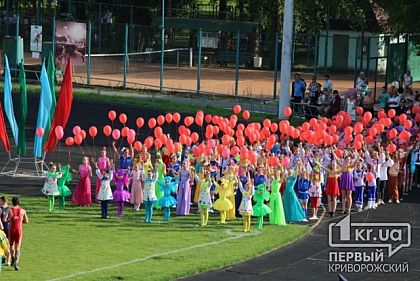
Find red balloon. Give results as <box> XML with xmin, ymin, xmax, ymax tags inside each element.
<box><xmin>55</xmin><ymin>126</ymin><xmax>64</xmax><ymax>140</ymax></box>
<box><xmin>88</xmin><ymin>126</ymin><xmax>97</xmax><ymax>138</ymax></box>
<box><xmin>65</xmin><ymin>136</ymin><xmax>74</xmax><ymax>147</ymax></box>
<box><xmin>388</xmin><ymin>109</ymin><xmax>396</xmax><ymax>118</ymax></box>
<box><xmin>365</xmin><ymin>136</ymin><xmax>374</xmax><ymax>144</ymax></box>
<box><xmin>112</xmin><ymin>129</ymin><xmax>121</xmax><ymax>140</ymax></box>
<box><xmin>388</xmin><ymin>128</ymin><xmax>398</xmax><ymax>139</ymax></box>
<box><xmin>184</xmin><ymin>116</ymin><xmax>194</xmax><ymax>127</ymax></box>
<box><xmin>283</xmin><ymin>106</ymin><xmax>292</xmax><ymax>118</ymax></box>
<box><xmin>412</xmin><ymin>105</ymin><xmax>420</xmax><ymax>114</ymax></box>
<box><xmin>363</xmin><ymin>112</ymin><xmax>372</xmax><ymax>122</ymax></box>
<box><xmin>165</xmin><ymin>113</ymin><xmax>173</xmax><ymax>124</ymax></box>
<box><xmin>344</xmin><ymin>126</ymin><xmax>353</xmax><ymax>135</ymax></box>
<box><xmin>134</xmin><ymin>141</ymin><xmax>142</xmax><ymax>152</ymax></box>
<box><xmin>148</xmin><ymin>118</ymin><xmax>157</xmax><ymax>129</ymax></box>
<box><xmin>74</xmin><ymin>134</ymin><xmax>82</xmax><ymax>145</ymax></box>
<box><xmin>80</xmin><ymin>130</ymin><xmax>87</xmax><ymax>140</ymax></box>
<box><xmin>119</xmin><ymin>113</ymin><xmax>127</xmax><ymax>124</ymax></box>
<box><xmin>108</xmin><ymin>110</ymin><xmax>116</xmax><ymax>121</ymax></box>
<box><xmin>103</xmin><ymin>125</ymin><xmax>112</xmax><ymax>137</ymax></box>
<box><xmin>399</xmin><ymin>130</ymin><xmax>411</xmax><ymax>141</ymax></box>
<box><xmin>36</xmin><ymin>127</ymin><xmax>44</xmax><ymax>137</ymax></box>
<box><xmin>233</xmin><ymin>104</ymin><xmax>242</xmax><ymax>114</ymax></box>
<box><xmin>173</xmin><ymin>112</ymin><xmax>181</xmax><ymax>123</ymax></box>
<box><xmin>334</xmin><ymin>149</ymin><xmax>343</xmax><ymax>158</ymax></box>
<box><xmin>154</xmin><ymin>127</ymin><xmax>163</xmax><ymax>138</ymax></box>
<box><xmin>157</xmin><ymin>115</ymin><xmax>165</xmax><ymax>126</ymax></box>
<box><xmin>230</xmin><ymin>146</ymin><xmax>239</xmax><ymax>156</ymax></box>
<box><xmin>270</xmin><ymin>123</ymin><xmax>278</xmax><ymax>133</ymax></box>
<box><xmin>281</xmin><ymin>156</ymin><xmax>290</xmax><ymax>167</ymax></box>
<box><xmin>263</xmin><ymin>119</ymin><xmax>271</xmax><ymax>128</ymax></box>
<box><xmin>366</xmin><ymin>172</ymin><xmax>374</xmax><ymax>182</ymax></box>
<box><xmin>121</xmin><ymin>127</ymin><xmax>129</xmax><ymax>137</ymax></box>
<box><xmin>242</xmin><ymin>111</ymin><xmax>250</xmax><ymax>120</ymax></box>
<box><xmin>368</xmin><ymin>127</ymin><xmax>377</xmax><ymax>137</ymax></box>
<box><xmin>354</xmin><ymin>141</ymin><xmax>362</xmax><ymax>150</ymax></box>
<box><xmin>72</xmin><ymin>126</ymin><xmax>81</xmax><ymax>136</ymax></box>
<box><xmin>136</xmin><ymin>117</ymin><xmax>144</xmax><ymax>129</ymax></box>
<box><xmin>195</xmin><ymin>116</ymin><xmax>203</xmax><ymax>126</ymax></box>
<box><xmin>403</xmin><ymin>120</ymin><xmax>412</xmax><ymax>129</ymax></box>
<box><xmin>399</xmin><ymin>114</ymin><xmax>407</xmax><ymax>124</ymax></box>
<box><xmin>356</xmin><ymin>107</ymin><xmax>364</xmax><ymax>116</ymax></box>
<box><xmin>205</xmin><ymin>114</ymin><xmax>212</xmax><ymax>123</ymax></box>
<box><xmin>388</xmin><ymin>143</ymin><xmax>397</xmax><ymax>153</ymax></box>
<box><xmin>144</xmin><ymin>137</ymin><xmax>154</xmax><ymax>149</ymax></box>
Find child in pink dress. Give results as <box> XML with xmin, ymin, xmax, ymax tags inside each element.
<box><xmin>95</xmin><ymin>148</ymin><xmax>111</xmax><ymax>203</ymax></box>
<box><xmin>130</xmin><ymin>163</ymin><xmax>144</xmax><ymax>211</ymax></box>
<box><xmin>72</xmin><ymin>157</ymin><xmax>93</xmax><ymax>206</ymax></box>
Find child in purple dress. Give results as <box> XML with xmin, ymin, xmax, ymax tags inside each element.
<box><xmin>113</xmin><ymin>169</ymin><xmax>131</xmax><ymax>217</ymax></box>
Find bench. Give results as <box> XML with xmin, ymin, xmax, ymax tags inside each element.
<box><xmin>215</xmin><ymin>50</ymin><xmax>253</xmax><ymax>67</ymax></box>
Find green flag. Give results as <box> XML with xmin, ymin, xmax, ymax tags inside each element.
<box><xmin>43</xmin><ymin>52</ymin><xmax>57</xmax><ymax>146</ymax></box>
<box><xmin>17</xmin><ymin>62</ymin><xmax>27</xmax><ymax>156</ymax></box>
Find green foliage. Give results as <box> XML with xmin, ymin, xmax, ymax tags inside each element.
<box><xmin>374</xmin><ymin>0</ymin><xmax>420</xmax><ymax>34</ymax></box>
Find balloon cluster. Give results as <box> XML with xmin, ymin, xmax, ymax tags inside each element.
<box><xmin>57</xmin><ymin>102</ymin><xmax>419</xmax><ymax>167</ymax></box>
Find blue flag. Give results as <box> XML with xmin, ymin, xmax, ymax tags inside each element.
<box><xmin>34</xmin><ymin>61</ymin><xmax>52</xmax><ymax>158</ymax></box>
<box><xmin>3</xmin><ymin>55</ymin><xmax>19</xmax><ymax>146</ymax></box>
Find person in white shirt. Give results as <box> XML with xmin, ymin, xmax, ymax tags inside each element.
<box><xmin>323</xmin><ymin>74</ymin><xmax>333</xmax><ymax>94</ymax></box>
<box><xmin>387</xmin><ymin>91</ymin><xmax>400</xmax><ymax>111</ymax></box>
<box><xmin>377</xmin><ymin>149</ymin><xmax>394</xmax><ymax>205</ymax></box>
<box><xmin>403</xmin><ymin>70</ymin><xmax>413</xmax><ymax>90</ymax></box>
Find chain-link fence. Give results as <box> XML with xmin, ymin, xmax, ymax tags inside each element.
<box><xmin>0</xmin><ymin>3</ymin><xmax>419</xmax><ymax>105</ymax></box>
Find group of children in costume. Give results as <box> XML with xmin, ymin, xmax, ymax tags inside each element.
<box><xmin>40</xmin><ymin>103</ymin><xmax>420</xmax><ymax>233</ymax></box>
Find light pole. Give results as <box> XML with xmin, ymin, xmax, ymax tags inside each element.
<box><xmin>160</xmin><ymin>0</ymin><xmax>165</xmax><ymax>92</ymax></box>
<box><xmin>278</xmin><ymin>0</ymin><xmax>294</xmax><ymax>119</ymax></box>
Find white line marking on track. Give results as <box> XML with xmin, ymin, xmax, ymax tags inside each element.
<box><xmin>47</xmin><ymin>229</ymin><xmax>259</xmax><ymax>281</ymax></box>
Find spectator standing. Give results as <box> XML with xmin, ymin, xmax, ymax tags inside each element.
<box><xmin>403</xmin><ymin>70</ymin><xmax>413</xmax><ymax>90</ymax></box>
<box><xmin>291</xmin><ymin>73</ymin><xmax>306</xmax><ymax>103</ymax></box>
<box><xmin>323</xmin><ymin>75</ymin><xmax>333</xmax><ymax>94</ymax></box>
<box><xmin>291</xmin><ymin>73</ymin><xmax>306</xmax><ymax>117</ymax></box>
<box><xmin>356</xmin><ymin>72</ymin><xmax>365</xmax><ymax>96</ymax></box>
<box><xmin>345</xmin><ymin>92</ymin><xmax>357</xmax><ymax>121</ymax></box>
<box><xmin>330</xmin><ymin>90</ymin><xmax>341</xmax><ymax>117</ymax></box>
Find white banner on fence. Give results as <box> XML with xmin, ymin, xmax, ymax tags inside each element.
<box><xmin>30</xmin><ymin>25</ymin><xmax>43</xmax><ymax>52</ymax></box>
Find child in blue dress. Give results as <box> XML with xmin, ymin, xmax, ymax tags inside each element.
<box><xmin>157</xmin><ymin>176</ymin><xmax>178</xmax><ymax>221</ymax></box>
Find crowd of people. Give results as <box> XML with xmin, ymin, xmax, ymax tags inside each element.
<box><xmin>291</xmin><ymin>70</ymin><xmax>419</xmax><ymax>121</ymax></box>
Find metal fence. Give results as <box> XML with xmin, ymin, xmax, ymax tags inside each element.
<box><xmin>1</xmin><ymin>14</ymin><xmax>419</xmax><ymax>104</ymax></box>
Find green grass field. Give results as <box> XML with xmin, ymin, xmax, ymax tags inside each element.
<box><xmin>0</xmin><ymin>195</ymin><xmax>309</xmax><ymax>281</ymax></box>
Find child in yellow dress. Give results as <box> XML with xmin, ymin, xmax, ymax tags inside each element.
<box><xmin>212</xmin><ymin>179</ymin><xmax>233</xmax><ymax>224</ymax></box>
<box><xmin>222</xmin><ymin>166</ymin><xmax>238</xmax><ymax>220</ymax></box>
